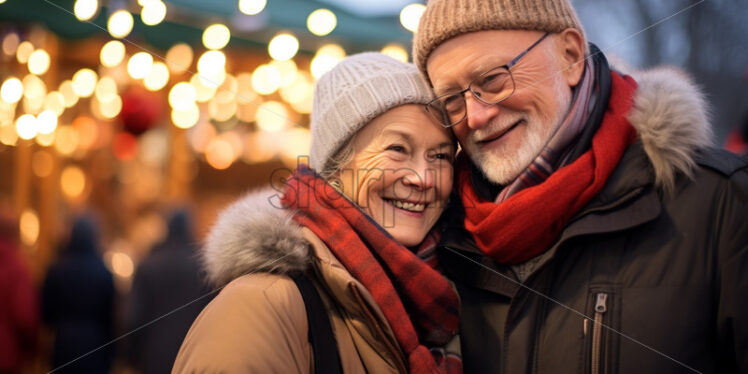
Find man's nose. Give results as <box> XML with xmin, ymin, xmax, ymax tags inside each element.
<box><xmin>465</xmin><ymin>92</ymin><xmax>500</xmax><ymax>130</ymax></box>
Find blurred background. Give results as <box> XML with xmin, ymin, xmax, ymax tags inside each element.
<box><xmin>0</xmin><ymin>0</ymin><xmax>746</xmax><ymax>373</ymax></box>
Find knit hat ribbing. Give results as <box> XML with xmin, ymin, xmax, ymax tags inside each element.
<box><xmin>413</xmin><ymin>0</ymin><xmax>586</xmax><ymax>81</ymax></box>
<box><xmin>310</xmin><ymin>52</ymin><xmax>434</xmax><ymax>172</ymax></box>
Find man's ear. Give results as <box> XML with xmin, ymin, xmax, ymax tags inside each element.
<box><xmin>556</xmin><ymin>28</ymin><xmax>586</xmax><ymax>87</ymax></box>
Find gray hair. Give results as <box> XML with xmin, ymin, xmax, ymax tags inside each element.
<box><xmin>319</xmin><ymin>137</ymin><xmax>355</xmax><ymax>183</ymax></box>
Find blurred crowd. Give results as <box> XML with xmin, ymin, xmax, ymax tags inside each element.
<box><xmin>0</xmin><ymin>207</ymin><xmax>212</xmax><ymax>374</ymax></box>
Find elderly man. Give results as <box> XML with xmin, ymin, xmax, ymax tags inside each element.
<box><xmin>413</xmin><ymin>0</ymin><xmax>748</xmax><ymax>373</ymax></box>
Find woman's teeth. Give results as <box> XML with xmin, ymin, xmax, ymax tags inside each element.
<box><xmin>386</xmin><ymin>199</ymin><xmax>425</xmax><ymax>212</ymax></box>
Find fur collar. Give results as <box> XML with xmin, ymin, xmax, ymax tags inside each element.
<box><xmin>628</xmin><ymin>67</ymin><xmax>712</xmax><ymax>193</ymax></box>
<box><xmin>201</xmin><ymin>189</ymin><xmax>310</xmax><ymax>287</ymax></box>
<box><xmin>202</xmin><ymin>67</ymin><xmax>712</xmax><ymax>286</ymax></box>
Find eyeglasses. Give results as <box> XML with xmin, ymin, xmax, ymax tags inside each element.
<box><xmin>426</xmin><ymin>32</ymin><xmax>550</xmax><ymax>128</ymax></box>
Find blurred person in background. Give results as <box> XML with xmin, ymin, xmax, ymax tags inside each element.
<box><xmin>174</xmin><ymin>53</ymin><xmax>460</xmax><ymax>373</ymax></box>
<box><xmin>125</xmin><ymin>208</ymin><xmax>212</xmax><ymax>374</ymax></box>
<box><xmin>0</xmin><ymin>203</ymin><xmax>39</xmax><ymax>374</ymax></box>
<box><xmin>42</xmin><ymin>216</ymin><xmax>115</xmax><ymax>374</ymax></box>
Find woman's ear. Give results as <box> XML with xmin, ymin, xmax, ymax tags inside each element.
<box><xmin>556</xmin><ymin>28</ymin><xmax>586</xmax><ymax>87</ymax></box>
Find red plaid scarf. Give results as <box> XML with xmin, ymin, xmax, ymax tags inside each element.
<box><xmin>459</xmin><ymin>72</ymin><xmax>638</xmax><ymax>265</ymax></box>
<box><xmin>281</xmin><ymin>167</ymin><xmax>461</xmax><ymax>374</ymax></box>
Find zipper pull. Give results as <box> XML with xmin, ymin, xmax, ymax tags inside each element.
<box><xmin>595</xmin><ymin>293</ymin><xmax>608</xmax><ymax>313</ymax></box>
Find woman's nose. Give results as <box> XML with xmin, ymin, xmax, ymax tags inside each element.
<box><xmin>402</xmin><ymin>164</ymin><xmax>436</xmax><ymax>190</ymax></box>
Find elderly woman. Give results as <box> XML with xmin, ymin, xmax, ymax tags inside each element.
<box><xmin>172</xmin><ymin>53</ymin><xmax>460</xmax><ymax>374</ymax></box>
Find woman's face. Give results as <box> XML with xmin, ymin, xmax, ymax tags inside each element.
<box><xmin>338</xmin><ymin>104</ymin><xmax>455</xmax><ymax>247</ymax></box>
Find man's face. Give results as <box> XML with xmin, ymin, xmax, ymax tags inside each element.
<box><xmin>427</xmin><ymin>30</ymin><xmax>576</xmax><ymax>185</ymax></box>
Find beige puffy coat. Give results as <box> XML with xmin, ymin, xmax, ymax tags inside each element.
<box><xmin>172</xmin><ymin>192</ymin><xmax>409</xmax><ymax>373</ymax></box>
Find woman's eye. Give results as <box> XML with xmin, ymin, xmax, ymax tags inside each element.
<box><xmin>434</xmin><ymin>152</ymin><xmax>454</xmax><ymax>162</ymax></box>
<box><xmin>387</xmin><ymin>144</ymin><xmax>407</xmax><ymax>153</ymax></box>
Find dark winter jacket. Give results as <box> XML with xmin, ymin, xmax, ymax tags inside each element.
<box><xmin>126</xmin><ymin>211</ymin><xmax>212</xmax><ymax>374</ymax></box>
<box><xmin>440</xmin><ymin>67</ymin><xmax>748</xmax><ymax>373</ymax></box>
<box><xmin>41</xmin><ymin>217</ymin><xmax>115</xmax><ymax>374</ymax></box>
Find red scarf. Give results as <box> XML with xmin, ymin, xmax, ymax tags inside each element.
<box><xmin>282</xmin><ymin>168</ymin><xmax>461</xmax><ymax>374</ymax></box>
<box><xmin>458</xmin><ymin>72</ymin><xmax>638</xmax><ymax>265</ymax></box>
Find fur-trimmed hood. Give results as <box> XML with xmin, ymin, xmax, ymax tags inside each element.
<box><xmin>201</xmin><ymin>190</ymin><xmax>310</xmax><ymax>287</ymax></box>
<box><xmin>202</xmin><ymin>66</ymin><xmax>712</xmax><ymax>287</ymax></box>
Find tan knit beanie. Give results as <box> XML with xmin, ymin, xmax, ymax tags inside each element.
<box><xmin>413</xmin><ymin>0</ymin><xmax>586</xmax><ymax>80</ymax></box>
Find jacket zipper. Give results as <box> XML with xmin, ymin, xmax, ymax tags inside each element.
<box><xmin>591</xmin><ymin>292</ymin><xmax>608</xmax><ymax>374</ymax></box>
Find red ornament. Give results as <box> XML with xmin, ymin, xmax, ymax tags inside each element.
<box><xmin>119</xmin><ymin>86</ymin><xmax>162</xmax><ymax>136</ymax></box>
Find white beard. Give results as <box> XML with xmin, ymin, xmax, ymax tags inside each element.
<box><xmin>465</xmin><ymin>74</ymin><xmax>573</xmax><ymax>185</ymax></box>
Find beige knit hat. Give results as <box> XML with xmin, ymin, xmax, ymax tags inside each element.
<box><xmin>310</xmin><ymin>52</ymin><xmax>434</xmax><ymax>172</ymax></box>
<box><xmin>413</xmin><ymin>0</ymin><xmax>587</xmax><ymax>80</ymax></box>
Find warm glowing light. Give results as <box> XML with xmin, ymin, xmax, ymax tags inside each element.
<box><xmin>243</xmin><ymin>131</ymin><xmax>278</xmax><ymax>163</ymax></box>
<box><xmin>2</xmin><ymin>33</ymin><xmax>19</xmax><ymax>56</ymax></box>
<box><xmin>100</xmin><ymin>40</ymin><xmax>126</xmax><ymax>67</ymax></box>
<box><xmin>165</xmin><ymin>43</ymin><xmax>193</xmax><ymax>74</ymax></box>
<box><xmin>74</xmin><ymin>0</ymin><xmax>99</xmax><ymax>21</ymax></box>
<box><xmin>280</xmin><ymin>72</ymin><xmax>313</xmax><ymax>113</ymax></box>
<box><xmin>32</xmin><ymin>150</ymin><xmax>54</xmax><ymax>178</ymax></box>
<box><xmin>268</xmin><ymin>33</ymin><xmax>299</xmax><ymax>61</ymax></box>
<box><xmin>1</xmin><ymin>77</ymin><xmax>23</xmax><ymax>104</ymax></box>
<box><xmin>187</xmin><ymin>121</ymin><xmax>215</xmax><ymax>153</ymax></box>
<box><xmin>44</xmin><ymin>91</ymin><xmax>66</xmax><ymax>116</ymax></box>
<box><xmin>37</xmin><ymin>110</ymin><xmax>58</xmax><ymax>134</ymax></box>
<box><xmin>307</xmin><ymin>9</ymin><xmax>337</xmax><ymax>36</ymax></box>
<box><xmin>213</xmin><ymin>74</ymin><xmax>237</xmax><ymax>103</ymax></box>
<box><xmin>98</xmin><ymin>95</ymin><xmax>122</xmax><ymax>119</ymax></box>
<box><xmin>208</xmin><ymin>96</ymin><xmax>237</xmax><ymax>122</ymax></box>
<box><xmin>16</xmin><ymin>41</ymin><xmax>34</xmax><ymax>64</ymax></box>
<box><xmin>256</xmin><ymin>101</ymin><xmax>288</xmax><ymax>132</ymax></box>
<box><xmin>168</xmin><ymin>82</ymin><xmax>197</xmax><ymax>111</ymax></box>
<box><xmin>127</xmin><ymin>52</ymin><xmax>153</xmax><ymax>79</ymax></box>
<box><xmin>54</xmin><ymin>126</ymin><xmax>79</xmax><ymax>156</ymax></box>
<box><xmin>144</xmin><ymin>62</ymin><xmax>169</xmax><ymax>91</ymax></box>
<box><xmin>72</xmin><ymin>69</ymin><xmax>98</xmax><ymax>98</ymax></box>
<box><xmin>95</xmin><ymin>76</ymin><xmax>118</xmax><ymax>102</ymax></box>
<box><xmin>238</xmin><ymin>0</ymin><xmax>266</xmax><ymax>15</ymax></box>
<box><xmin>251</xmin><ymin>64</ymin><xmax>282</xmax><ymax>95</ymax></box>
<box><xmin>19</xmin><ymin>209</ymin><xmax>39</xmax><ymax>246</ymax></box>
<box><xmin>280</xmin><ymin>127</ymin><xmax>311</xmax><ymax>163</ymax></box>
<box><xmin>108</xmin><ymin>10</ymin><xmax>134</xmax><ymax>39</ymax></box>
<box><xmin>15</xmin><ymin>114</ymin><xmax>38</xmax><ymax>140</ymax></box>
<box><xmin>72</xmin><ymin>116</ymin><xmax>98</xmax><ymax>151</ymax></box>
<box><xmin>270</xmin><ymin>59</ymin><xmax>297</xmax><ymax>87</ymax></box>
<box><xmin>111</xmin><ymin>252</ymin><xmax>134</xmax><ymax>277</ymax></box>
<box><xmin>202</xmin><ymin>23</ymin><xmax>231</xmax><ymax>50</ymax></box>
<box><xmin>141</xmin><ymin>0</ymin><xmax>167</xmax><ymax>26</ymax></box>
<box><xmin>171</xmin><ymin>104</ymin><xmax>200</xmax><ymax>129</ymax></box>
<box><xmin>198</xmin><ymin>70</ymin><xmax>226</xmax><ymax>89</ymax></box>
<box><xmin>36</xmin><ymin>131</ymin><xmax>56</xmax><ymax>147</ymax></box>
<box><xmin>317</xmin><ymin>43</ymin><xmax>345</xmax><ymax>59</ymax></box>
<box><xmin>400</xmin><ymin>3</ymin><xmax>425</xmax><ymax>32</ymax></box>
<box><xmin>27</xmin><ymin>49</ymin><xmax>51</xmax><ymax>75</ymax></box>
<box><xmin>59</xmin><ymin>80</ymin><xmax>79</xmax><ymax>108</ymax></box>
<box><xmin>190</xmin><ymin>74</ymin><xmax>217</xmax><ymax>102</ymax></box>
<box><xmin>205</xmin><ymin>137</ymin><xmax>235</xmax><ymax>169</ymax></box>
<box><xmin>197</xmin><ymin>50</ymin><xmax>226</xmax><ymax>75</ymax></box>
<box><xmin>381</xmin><ymin>43</ymin><xmax>408</xmax><ymax>62</ymax></box>
<box><xmin>0</xmin><ymin>124</ymin><xmax>19</xmax><ymax>146</ymax></box>
<box><xmin>61</xmin><ymin>165</ymin><xmax>86</xmax><ymax>198</ymax></box>
<box><xmin>22</xmin><ymin>75</ymin><xmax>46</xmax><ymax>100</ymax></box>
<box><xmin>310</xmin><ymin>54</ymin><xmax>342</xmax><ymax>79</ymax></box>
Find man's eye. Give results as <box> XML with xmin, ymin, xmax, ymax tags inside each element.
<box><xmin>442</xmin><ymin>95</ymin><xmax>463</xmax><ymax>113</ymax></box>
